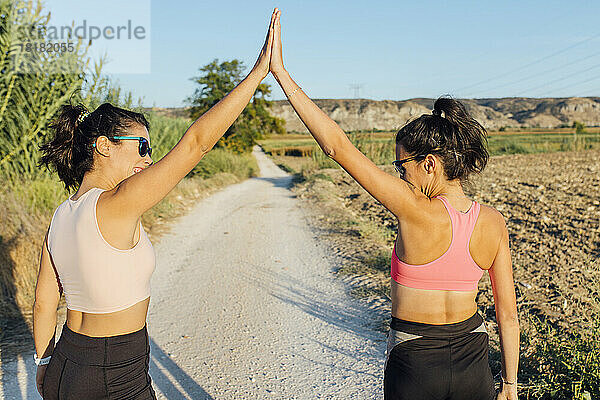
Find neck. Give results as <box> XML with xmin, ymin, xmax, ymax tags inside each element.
<box><xmin>77</xmin><ymin>172</ymin><xmax>120</xmax><ymax>195</ymax></box>
<box><xmin>425</xmin><ymin>179</ymin><xmax>466</xmax><ymax>199</ymax></box>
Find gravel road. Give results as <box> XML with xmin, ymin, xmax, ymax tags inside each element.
<box><xmin>0</xmin><ymin>146</ymin><xmax>385</xmax><ymax>399</ymax></box>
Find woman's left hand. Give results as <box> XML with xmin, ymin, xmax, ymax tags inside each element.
<box><xmin>36</xmin><ymin>364</ymin><xmax>47</xmax><ymax>396</ymax></box>
<box><xmin>251</xmin><ymin>8</ymin><xmax>277</xmax><ymax>78</ymax></box>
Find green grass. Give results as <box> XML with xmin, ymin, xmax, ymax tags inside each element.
<box><xmin>191</xmin><ymin>148</ymin><xmax>259</xmax><ymax>180</ymax></box>
<box><xmin>517</xmin><ymin>257</ymin><xmax>600</xmax><ymax>400</ymax></box>
<box><xmin>261</xmin><ymin>131</ymin><xmax>600</xmax><ymax>173</ymax></box>
<box><xmin>259</xmin><ymin>138</ymin><xmax>315</xmax><ymax>152</ymax></box>
<box><xmin>518</xmin><ymin>317</ymin><xmax>600</xmax><ymax>400</ymax></box>
<box><xmin>489</xmin><ymin>133</ymin><xmax>600</xmax><ymax>155</ymax></box>
<box><xmin>146</xmin><ymin>113</ymin><xmax>193</xmax><ymax>161</ymax></box>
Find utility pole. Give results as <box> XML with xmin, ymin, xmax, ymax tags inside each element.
<box><xmin>349</xmin><ymin>83</ymin><xmax>364</xmax><ymax>99</ymax></box>
<box><xmin>349</xmin><ymin>84</ymin><xmax>365</xmax><ymax>132</ymax></box>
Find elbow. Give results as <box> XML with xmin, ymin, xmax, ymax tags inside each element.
<box><xmin>322</xmin><ymin>144</ymin><xmax>336</xmax><ymax>158</ymax></box>
<box><xmin>33</xmin><ymin>298</ymin><xmax>58</xmax><ymax>316</ymax></box>
<box><xmin>322</xmin><ymin>137</ymin><xmax>345</xmax><ymax>159</ymax></box>
<box><xmin>187</xmin><ymin>134</ymin><xmax>212</xmax><ymax>159</ymax></box>
<box><xmin>197</xmin><ymin>141</ymin><xmax>212</xmax><ymax>157</ymax></box>
<box><xmin>497</xmin><ymin>312</ymin><xmax>519</xmax><ymax>328</ymax></box>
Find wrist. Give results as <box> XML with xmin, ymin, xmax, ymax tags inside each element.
<box><xmin>34</xmin><ymin>353</ymin><xmax>52</xmax><ymax>366</ymax></box>
<box><xmin>271</xmin><ymin>68</ymin><xmax>288</xmax><ymax>80</ymax></box>
<box><xmin>248</xmin><ymin>68</ymin><xmax>267</xmax><ymax>82</ymax></box>
<box><xmin>501</xmin><ymin>376</ymin><xmax>517</xmax><ymax>385</ymax></box>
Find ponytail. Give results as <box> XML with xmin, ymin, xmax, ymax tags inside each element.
<box><xmin>39</xmin><ymin>104</ymin><xmax>91</xmax><ymax>191</ymax></box>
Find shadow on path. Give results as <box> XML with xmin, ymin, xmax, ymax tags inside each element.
<box><xmin>0</xmin><ymin>233</ymin><xmax>34</xmax><ymax>400</ymax></box>
<box><xmin>149</xmin><ymin>338</ymin><xmax>214</xmax><ymax>400</ymax></box>
<box><xmin>241</xmin><ymin>263</ymin><xmax>386</xmax><ymax>359</ymax></box>
<box><xmin>254</xmin><ymin>176</ymin><xmax>293</xmax><ymax>189</ymax></box>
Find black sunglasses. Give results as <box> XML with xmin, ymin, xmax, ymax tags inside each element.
<box><xmin>112</xmin><ymin>136</ymin><xmax>153</xmax><ymax>157</ymax></box>
<box><xmin>92</xmin><ymin>136</ymin><xmax>153</xmax><ymax>157</ymax></box>
<box><xmin>392</xmin><ymin>155</ymin><xmax>425</xmax><ymax>176</ymax></box>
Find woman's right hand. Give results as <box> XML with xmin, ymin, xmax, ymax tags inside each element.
<box><xmin>270</xmin><ymin>9</ymin><xmax>285</xmax><ymax>76</ymax></box>
<box><xmin>497</xmin><ymin>384</ymin><xmax>518</xmax><ymax>400</ymax></box>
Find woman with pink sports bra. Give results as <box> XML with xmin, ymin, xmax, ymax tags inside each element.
<box><xmin>268</xmin><ymin>10</ymin><xmax>519</xmax><ymax>400</ymax></box>
<box><xmin>32</xmin><ymin>10</ymin><xmax>278</xmax><ymax>399</ymax></box>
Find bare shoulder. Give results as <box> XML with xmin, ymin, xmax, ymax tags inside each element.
<box><xmin>398</xmin><ymin>191</ymin><xmax>440</xmax><ymax>224</ymax></box>
<box><xmin>471</xmin><ymin>202</ymin><xmax>509</xmax><ymax>269</ymax></box>
<box><xmin>479</xmin><ymin>203</ymin><xmax>507</xmax><ymax>230</ymax></box>
<box><xmin>97</xmin><ymin>185</ymin><xmax>137</xmax><ymax>223</ymax></box>
<box><xmin>477</xmin><ymin>203</ymin><xmax>510</xmax><ymax>250</ymax></box>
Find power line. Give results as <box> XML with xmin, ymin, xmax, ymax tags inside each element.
<box><xmin>535</xmin><ymin>73</ymin><xmax>600</xmax><ymax>97</ymax></box>
<box><xmin>455</xmin><ymin>32</ymin><xmax>600</xmax><ymax>94</ymax></box>
<box><xmin>577</xmin><ymin>87</ymin><xmax>600</xmax><ymax>97</ymax></box>
<box><xmin>467</xmin><ymin>50</ymin><xmax>600</xmax><ymax>96</ymax></box>
<box><xmin>518</xmin><ymin>62</ymin><xmax>600</xmax><ymax>96</ymax></box>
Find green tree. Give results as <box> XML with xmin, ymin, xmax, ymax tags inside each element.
<box><xmin>186</xmin><ymin>59</ymin><xmax>285</xmax><ymax>152</ymax></box>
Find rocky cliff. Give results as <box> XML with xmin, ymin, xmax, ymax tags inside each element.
<box><xmin>268</xmin><ymin>97</ymin><xmax>600</xmax><ymax>132</ymax></box>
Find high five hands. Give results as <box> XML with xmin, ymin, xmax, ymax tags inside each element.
<box><xmin>252</xmin><ymin>8</ymin><xmax>285</xmax><ymax>80</ymax></box>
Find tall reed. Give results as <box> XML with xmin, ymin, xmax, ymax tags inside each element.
<box><xmin>0</xmin><ymin>1</ymin><xmax>90</xmax><ymax>183</ymax></box>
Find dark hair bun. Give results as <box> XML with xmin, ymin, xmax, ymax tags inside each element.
<box><xmin>396</xmin><ymin>96</ymin><xmax>488</xmax><ymax>183</ymax></box>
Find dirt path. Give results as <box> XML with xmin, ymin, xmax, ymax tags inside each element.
<box><xmin>0</xmin><ymin>147</ymin><xmax>385</xmax><ymax>399</ymax></box>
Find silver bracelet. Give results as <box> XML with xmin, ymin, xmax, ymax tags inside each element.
<box><xmin>502</xmin><ymin>377</ymin><xmax>516</xmax><ymax>385</ymax></box>
<box><xmin>287</xmin><ymin>86</ymin><xmax>301</xmax><ymax>98</ymax></box>
<box><xmin>33</xmin><ymin>354</ymin><xmax>52</xmax><ymax>366</ymax></box>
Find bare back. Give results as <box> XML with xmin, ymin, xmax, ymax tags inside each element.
<box><xmin>66</xmin><ymin>299</ymin><xmax>150</xmax><ymax>337</ymax></box>
<box><xmin>392</xmin><ymin>196</ymin><xmax>503</xmax><ymax>324</ymax></box>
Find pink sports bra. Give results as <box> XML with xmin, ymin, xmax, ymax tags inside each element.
<box><xmin>391</xmin><ymin>195</ymin><xmax>484</xmax><ymax>291</ymax></box>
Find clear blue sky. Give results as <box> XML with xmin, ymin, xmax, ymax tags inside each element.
<box><xmin>47</xmin><ymin>0</ymin><xmax>600</xmax><ymax>107</ymax></box>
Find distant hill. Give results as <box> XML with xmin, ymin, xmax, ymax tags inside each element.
<box><xmin>144</xmin><ymin>107</ymin><xmax>192</xmax><ymax>119</ymax></box>
<box><xmin>146</xmin><ymin>97</ymin><xmax>600</xmax><ymax>132</ymax></box>
<box><xmin>269</xmin><ymin>97</ymin><xmax>600</xmax><ymax>132</ymax></box>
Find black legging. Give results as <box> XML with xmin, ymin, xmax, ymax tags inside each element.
<box><xmin>42</xmin><ymin>324</ymin><xmax>156</xmax><ymax>400</ymax></box>
<box><xmin>384</xmin><ymin>313</ymin><xmax>496</xmax><ymax>400</ymax></box>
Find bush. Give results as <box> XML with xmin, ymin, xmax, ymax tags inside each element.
<box><xmin>572</xmin><ymin>121</ymin><xmax>586</xmax><ymax>135</ymax></box>
<box><xmin>190</xmin><ymin>148</ymin><xmax>258</xmax><ymax>180</ymax></box>
<box><xmin>0</xmin><ymin>1</ymin><xmax>87</xmax><ymax>182</ymax></box>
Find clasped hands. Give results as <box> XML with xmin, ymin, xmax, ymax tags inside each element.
<box><xmin>252</xmin><ymin>8</ymin><xmax>287</xmax><ymax>81</ymax></box>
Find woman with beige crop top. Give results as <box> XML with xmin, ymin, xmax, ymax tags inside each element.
<box><xmin>33</xmin><ymin>10</ymin><xmax>278</xmax><ymax>399</ymax></box>
<box><xmin>269</xmin><ymin>11</ymin><xmax>519</xmax><ymax>400</ymax></box>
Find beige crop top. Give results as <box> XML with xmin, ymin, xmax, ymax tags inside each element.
<box><xmin>47</xmin><ymin>188</ymin><xmax>155</xmax><ymax>313</ymax></box>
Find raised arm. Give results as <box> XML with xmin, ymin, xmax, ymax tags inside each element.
<box><xmin>269</xmin><ymin>11</ymin><xmax>423</xmax><ymax>218</ymax></box>
<box><xmin>488</xmin><ymin>214</ymin><xmax>520</xmax><ymax>400</ymax></box>
<box><xmin>106</xmin><ymin>10</ymin><xmax>277</xmax><ymax>219</ymax></box>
